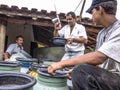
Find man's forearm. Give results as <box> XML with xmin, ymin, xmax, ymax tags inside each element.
<box><xmin>53</xmin><ymin>29</ymin><xmax>59</xmax><ymax>37</ymax></box>
<box><xmin>59</xmin><ymin>51</ymin><xmax>107</xmax><ymax>68</ymax></box>
<box><xmin>73</xmin><ymin>37</ymin><xmax>88</xmax><ymax>44</ymax></box>
<box><xmin>4</xmin><ymin>52</ymin><xmax>9</xmax><ymax>60</ymax></box>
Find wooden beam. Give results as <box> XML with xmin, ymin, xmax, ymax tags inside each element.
<box><xmin>0</xmin><ymin>16</ymin><xmax>54</xmax><ymax>27</ymax></box>
<box><xmin>0</xmin><ymin>16</ymin><xmax>67</xmax><ymax>27</ymax></box>
<box><xmin>88</xmin><ymin>36</ymin><xmax>96</xmax><ymax>41</ymax></box>
<box><xmin>0</xmin><ymin>20</ymin><xmax>7</xmax><ymax>60</ymax></box>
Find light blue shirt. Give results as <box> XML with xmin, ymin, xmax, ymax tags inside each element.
<box><xmin>6</xmin><ymin>43</ymin><xmax>23</xmax><ymax>55</ymax></box>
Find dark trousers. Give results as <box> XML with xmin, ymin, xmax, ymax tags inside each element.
<box><xmin>71</xmin><ymin>64</ymin><xmax>120</xmax><ymax>90</ymax></box>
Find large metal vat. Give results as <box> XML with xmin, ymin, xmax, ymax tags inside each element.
<box><xmin>16</xmin><ymin>58</ymin><xmax>38</xmax><ymax>73</ymax></box>
<box><xmin>0</xmin><ymin>72</ymin><xmax>36</xmax><ymax>90</ymax></box>
<box><xmin>0</xmin><ymin>61</ymin><xmax>21</xmax><ymax>72</ymax></box>
<box><xmin>33</xmin><ymin>67</ymin><xmax>69</xmax><ymax>90</ymax></box>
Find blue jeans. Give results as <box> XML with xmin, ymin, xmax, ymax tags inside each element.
<box><xmin>71</xmin><ymin>64</ymin><xmax>120</xmax><ymax>90</ymax></box>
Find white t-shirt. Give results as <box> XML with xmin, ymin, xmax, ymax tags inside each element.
<box><xmin>96</xmin><ymin>20</ymin><xmax>120</xmax><ymax>71</ymax></box>
<box><xmin>58</xmin><ymin>23</ymin><xmax>87</xmax><ymax>52</ymax></box>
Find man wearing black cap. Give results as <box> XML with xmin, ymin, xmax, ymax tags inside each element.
<box><xmin>48</xmin><ymin>0</ymin><xmax>120</xmax><ymax>90</ymax></box>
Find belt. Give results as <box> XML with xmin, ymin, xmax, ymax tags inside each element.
<box><xmin>66</xmin><ymin>51</ymin><xmax>81</xmax><ymax>53</ymax></box>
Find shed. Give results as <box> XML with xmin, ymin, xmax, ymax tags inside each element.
<box><xmin>0</xmin><ymin>4</ymin><xmax>103</xmax><ymax>60</ymax></box>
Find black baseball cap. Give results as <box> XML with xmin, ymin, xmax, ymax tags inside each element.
<box><xmin>86</xmin><ymin>0</ymin><xmax>115</xmax><ymax>14</ymax></box>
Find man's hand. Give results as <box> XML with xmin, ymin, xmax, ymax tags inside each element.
<box><xmin>66</xmin><ymin>69</ymin><xmax>73</xmax><ymax>79</ymax></box>
<box><xmin>54</xmin><ymin>23</ymin><xmax>62</xmax><ymax>30</ymax></box>
<box><xmin>3</xmin><ymin>52</ymin><xmax>10</xmax><ymax>61</ymax></box>
<box><xmin>4</xmin><ymin>59</ymin><xmax>10</xmax><ymax>61</ymax></box>
<box><xmin>47</xmin><ymin>62</ymin><xmax>63</xmax><ymax>75</ymax></box>
<box><xmin>67</xmin><ymin>38</ymin><xmax>74</xmax><ymax>44</ymax></box>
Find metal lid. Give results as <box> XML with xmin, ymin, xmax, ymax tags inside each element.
<box><xmin>53</xmin><ymin>37</ymin><xmax>67</xmax><ymax>46</ymax></box>
<box><xmin>0</xmin><ymin>61</ymin><xmax>20</xmax><ymax>67</ymax></box>
<box><xmin>37</xmin><ymin>67</ymin><xmax>67</xmax><ymax>78</ymax></box>
<box><xmin>16</xmin><ymin>57</ymin><xmax>38</xmax><ymax>62</ymax></box>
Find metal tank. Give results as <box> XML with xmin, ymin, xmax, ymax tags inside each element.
<box><xmin>0</xmin><ymin>72</ymin><xmax>36</xmax><ymax>90</ymax></box>
<box><xmin>16</xmin><ymin>57</ymin><xmax>38</xmax><ymax>73</ymax></box>
<box><xmin>0</xmin><ymin>61</ymin><xmax>21</xmax><ymax>72</ymax></box>
<box><xmin>33</xmin><ymin>67</ymin><xmax>69</xmax><ymax>90</ymax></box>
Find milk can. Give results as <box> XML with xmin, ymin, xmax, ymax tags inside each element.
<box><xmin>16</xmin><ymin>58</ymin><xmax>38</xmax><ymax>73</ymax></box>
<box><xmin>33</xmin><ymin>67</ymin><xmax>69</xmax><ymax>90</ymax></box>
<box><xmin>0</xmin><ymin>61</ymin><xmax>21</xmax><ymax>72</ymax></box>
<box><xmin>0</xmin><ymin>72</ymin><xmax>36</xmax><ymax>90</ymax></box>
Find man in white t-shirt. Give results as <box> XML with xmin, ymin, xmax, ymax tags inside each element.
<box><xmin>48</xmin><ymin>0</ymin><xmax>120</xmax><ymax>90</ymax></box>
<box><xmin>54</xmin><ymin>11</ymin><xmax>88</xmax><ymax>60</ymax></box>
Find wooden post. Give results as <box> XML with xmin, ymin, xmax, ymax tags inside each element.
<box><xmin>0</xmin><ymin>20</ymin><xmax>7</xmax><ymax>60</ymax></box>
<box><xmin>79</xmin><ymin>0</ymin><xmax>86</xmax><ymax>21</ymax></box>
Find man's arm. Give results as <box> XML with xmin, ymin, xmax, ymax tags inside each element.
<box><xmin>48</xmin><ymin>51</ymin><xmax>108</xmax><ymax>75</ymax></box>
<box><xmin>3</xmin><ymin>52</ymin><xmax>10</xmax><ymax>60</ymax></box>
<box><xmin>53</xmin><ymin>23</ymin><xmax>62</xmax><ymax>37</ymax></box>
<box><xmin>53</xmin><ymin>29</ymin><xmax>59</xmax><ymax>37</ymax></box>
<box><xmin>73</xmin><ymin>36</ymin><xmax>88</xmax><ymax>44</ymax></box>
<box><xmin>67</xmin><ymin>36</ymin><xmax>88</xmax><ymax>44</ymax></box>
<box><xmin>4</xmin><ymin>44</ymin><xmax>14</xmax><ymax>60</ymax></box>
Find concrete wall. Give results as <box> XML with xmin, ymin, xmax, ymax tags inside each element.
<box><xmin>6</xmin><ymin>23</ymin><xmax>34</xmax><ymax>53</ymax></box>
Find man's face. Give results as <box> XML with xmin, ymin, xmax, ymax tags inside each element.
<box><xmin>16</xmin><ymin>37</ymin><xmax>24</xmax><ymax>46</ymax></box>
<box><xmin>66</xmin><ymin>15</ymin><xmax>76</xmax><ymax>26</ymax></box>
<box><xmin>91</xmin><ymin>7</ymin><xmax>102</xmax><ymax>25</ymax></box>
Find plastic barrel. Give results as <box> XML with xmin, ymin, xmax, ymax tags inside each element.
<box><xmin>0</xmin><ymin>72</ymin><xmax>36</xmax><ymax>90</ymax></box>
